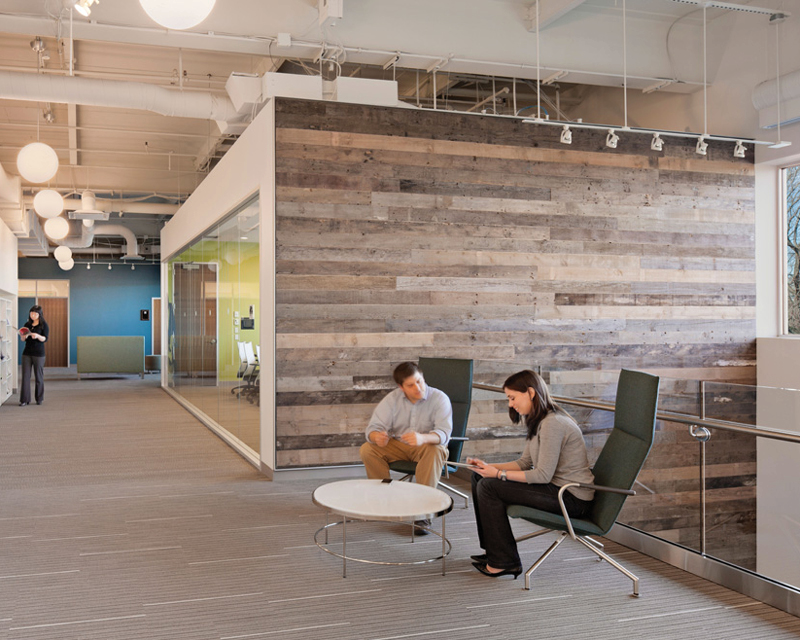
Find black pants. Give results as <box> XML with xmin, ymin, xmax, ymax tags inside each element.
<box><xmin>20</xmin><ymin>355</ymin><xmax>45</xmax><ymax>404</ymax></box>
<box><xmin>471</xmin><ymin>472</ymin><xmax>593</xmax><ymax>570</ymax></box>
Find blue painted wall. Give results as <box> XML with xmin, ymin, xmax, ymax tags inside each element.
<box><xmin>18</xmin><ymin>258</ymin><xmax>160</xmax><ymax>365</ymax></box>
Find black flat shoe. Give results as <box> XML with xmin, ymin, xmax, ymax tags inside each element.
<box><xmin>470</xmin><ymin>553</ymin><xmax>488</xmax><ymax>562</ymax></box>
<box><xmin>413</xmin><ymin>519</ymin><xmax>431</xmax><ymax>536</ymax></box>
<box><xmin>472</xmin><ymin>561</ymin><xmax>522</xmax><ymax>579</ymax></box>
<box><xmin>19</xmin><ymin>402</ymin><xmax>28</xmax><ymax>406</ymax></box>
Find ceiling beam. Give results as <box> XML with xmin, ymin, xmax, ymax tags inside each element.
<box><xmin>67</xmin><ymin>104</ymin><xmax>78</xmax><ymax>166</ymax></box>
<box><xmin>525</xmin><ymin>0</ymin><xmax>588</xmax><ymax>31</ymax></box>
<box><xmin>0</xmin><ymin>14</ymin><xmax>274</xmax><ymax>57</ymax></box>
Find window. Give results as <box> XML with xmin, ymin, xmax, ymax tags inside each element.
<box><xmin>786</xmin><ymin>165</ymin><xmax>800</xmax><ymax>334</ymax></box>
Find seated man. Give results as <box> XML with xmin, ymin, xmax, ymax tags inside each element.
<box><xmin>360</xmin><ymin>361</ymin><xmax>453</xmax><ymax>492</ymax></box>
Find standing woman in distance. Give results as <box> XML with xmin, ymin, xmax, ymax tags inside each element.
<box><xmin>19</xmin><ymin>304</ymin><xmax>49</xmax><ymax>406</ymax></box>
<box><xmin>466</xmin><ymin>369</ymin><xmax>595</xmax><ymax>578</ymax></box>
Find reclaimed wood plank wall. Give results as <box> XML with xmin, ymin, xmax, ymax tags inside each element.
<box><xmin>273</xmin><ymin>98</ymin><xmax>756</xmax><ymax>565</ymax></box>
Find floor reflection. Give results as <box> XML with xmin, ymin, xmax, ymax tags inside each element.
<box><xmin>172</xmin><ymin>378</ymin><xmax>260</xmax><ymax>453</ymax></box>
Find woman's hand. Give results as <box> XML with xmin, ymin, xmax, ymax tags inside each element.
<box><xmin>467</xmin><ymin>458</ymin><xmax>500</xmax><ymax>479</ymax></box>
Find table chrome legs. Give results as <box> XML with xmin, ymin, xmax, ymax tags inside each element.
<box><xmin>442</xmin><ymin>515</ymin><xmax>446</xmax><ymax>576</ymax></box>
<box><xmin>342</xmin><ymin>516</ymin><xmax>347</xmax><ymax>578</ymax></box>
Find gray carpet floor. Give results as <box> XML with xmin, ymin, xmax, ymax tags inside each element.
<box><xmin>1</xmin><ymin>375</ymin><xmax>799</xmax><ymax>640</ymax></box>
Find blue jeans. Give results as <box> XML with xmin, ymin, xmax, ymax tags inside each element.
<box><xmin>471</xmin><ymin>472</ymin><xmax>593</xmax><ymax>570</ymax></box>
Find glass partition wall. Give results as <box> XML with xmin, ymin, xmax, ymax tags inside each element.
<box><xmin>166</xmin><ymin>196</ymin><xmax>260</xmax><ymax>456</ymax></box>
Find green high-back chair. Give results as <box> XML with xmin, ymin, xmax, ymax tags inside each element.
<box><xmin>507</xmin><ymin>368</ymin><xmax>660</xmax><ymax>595</ymax></box>
<box><xmin>389</xmin><ymin>357</ymin><xmax>474</xmax><ymax>507</ymax></box>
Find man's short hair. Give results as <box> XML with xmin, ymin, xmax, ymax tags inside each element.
<box><xmin>393</xmin><ymin>361</ymin><xmax>421</xmax><ymax>386</ymax></box>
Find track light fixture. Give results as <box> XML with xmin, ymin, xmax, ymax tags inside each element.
<box><xmin>542</xmin><ymin>70</ymin><xmax>568</xmax><ymax>86</ymax></box>
<box><xmin>560</xmin><ymin>125</ymin><xmax>572</xmax><ymax>144</ymax></box>
<box><xmin>605</xmin><ymin>129</ymin><xmax>619</xmax><ymax>149</ymax></box>
<box><xmin>650</xmin><ymin>133</ymin><xmax>664</xmax><ymax>152</ymax></box>
<box><xmin>696</xmin><ymin>137</ymin><xmax>708</xmax><ymax>156</ymax></box>
<box><xmin>74</xmin><ymin>0</ymin><xmax>99</xmax><ymax>17</ymax></box>
<box><xmin>733</xmin><ymin>140</ymin><xmax>747</xmax><ymax>158</ymax></box>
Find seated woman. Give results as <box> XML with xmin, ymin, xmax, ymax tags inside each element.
<box><xmin>466</xmin><ymin>369</ymin><xmax>595</xmax><ymax>578</ymax></box>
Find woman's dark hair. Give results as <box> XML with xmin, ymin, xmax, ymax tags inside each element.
<box><xmin>503</xmin><ymin>370</ymin><xmax>562</xmax><ymax>439</ymax></box>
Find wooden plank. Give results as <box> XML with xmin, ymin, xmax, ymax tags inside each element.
<box><xmin>276</xmin><ymin>332</ymin><xmax>437</xmax><ymax>349</ymax></box>
<box><xmin>276</xmin><ymin>127</ymin><xmax>653</xmax><ymax>170</ymax></box>
<box><xmin>658</xmin><ymin>156</ymin><xmax>755</xmax><ymax>176</ymax></box>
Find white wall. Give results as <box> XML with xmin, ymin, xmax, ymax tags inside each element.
<box><xmin>756</xmin><ymin>338</ymin><xmax>800</xmax><ymax>590</ymax></box>
<box><xmin>0</xmin><ymin>219</ymin><xmax>18</xmax><ymax>394</ymax></box>
<box><xmin>0</xmin><ymin>218</ymin><xmax>18</xmax><ymax>296</ymax></box>
<box><xmin>754</xmin><ymin>128</ymin><xmax>800</xmax><ymax>590</ymax></box>
<box><xmin>161</xmin><ymin>100</ymin><xmax>276</xmax><ymax>473</ymax></box>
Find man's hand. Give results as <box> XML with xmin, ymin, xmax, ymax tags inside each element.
<box><xmin>399</xmin><ymin>431</ymin><xmax>422</xmax><ymax>447</ymax></box>
<box><xmin>399</xmin><ymin>431</ymin><xmax>441</xmax><ymax>447</ymax></box>
<box><xmin>370</xmin><ymin>431</ymin><xmax>390</xmax><ymax>447</ymax></box>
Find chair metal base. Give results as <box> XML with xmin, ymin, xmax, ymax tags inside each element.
<box><xmin>439</xmin><ymin>480</ymin><xmax>469</xmax><ymax>509</ymax></box>
<box><xmin>516</xmin><ymin>528</ymin><xmax>640</xmax><ymax>596</ymax></box>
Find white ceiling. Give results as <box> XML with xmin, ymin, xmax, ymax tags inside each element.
<box><xmin>0</xmin><ymin>0</ymin><xmax>790</xmax><ymax>255</ymax></box>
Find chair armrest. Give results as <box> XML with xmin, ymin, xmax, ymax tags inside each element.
<box><xmin>555</xmin><ymin>482</ymin><xmax>635</xmax><ymax>540</ymax></box>
<box><xmin>576</xmin><ymin>482</ymin><xmax>635</xmax><ymax>497</ymax></box>
<box><xmin>449</xmin><ymin>436</ymin><xmax>468</xmax><ymax>441</ymax></box>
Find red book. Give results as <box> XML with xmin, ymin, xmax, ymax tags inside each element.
<box><xmin>18</xmin><ymin>327</ymin><xmax>30</xmax><ymax>338</ymax></box>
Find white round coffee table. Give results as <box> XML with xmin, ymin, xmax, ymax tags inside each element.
<box><xmin>312</xmin><ymin>479</ymin><xmax>454</xmax><ymax>577</ymax></box>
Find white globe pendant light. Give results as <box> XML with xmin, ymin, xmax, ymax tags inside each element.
<box><xmin>17</xmin><ymin>142</ymin><xmax>59</xmax><ymax>183</ymax></box>
<box><xmin>33</xmin><ymin>189</ymin><xmax>64</xmax><ymax>218</ymax></box>
<box><xmin>54</xmin><ymin>245</ymin><xmax>72</xmax><ymax>262</ymax></box>
<box><xmin>58</xmin><ymin>257</ymin><xmax>75</xmax><ymax>271</ymax></box>
<box><xmin>83</xmin><ymin>219</ymin><xmax>95</xmax><ymax>228</ymax></box>
<box><xmin>44</xmin><ymin>216</ymin><xmax>70</xmax><ymax>240</ymax></box>
<box><xmin>139</xmin><ymin>0</ymin><xmax>215</xmax><ymax>30</ymax></box>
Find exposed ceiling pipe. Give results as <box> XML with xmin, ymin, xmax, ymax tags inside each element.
<box><xmin>54</xmin><ymin>247</ymin><xmax>124</xmax><ymax>255</ymax></box>
<box><xmin>72</xmin><ymin>199</ymin><xmax>178</xmax><ymax>215</ymax></box>
<box><xmin>21</xmin><ymin>194</ymin><xmax>178</xmax><ymax>216</ymax></box>
<box><xmin>0</xmin><ymin>70</ymin><xmax>244</xmax><ymax>124</ymax></box>
<box><xmin>57</xmin><ymin>222</ymin><xmax>142</xmax><ymax>260</ymax></box>
<box><xmin>0</xmin><ymin>161</ymin><xmax>27</xmax><ymax>236</ymax></box>
<box><xmin>0</xmin><ymin>161</ymin><xmax>21</xmax><ymax>204</ymax></box>
<box><xmin>752</xmin><ymin>68</ymin><xmax>800</xmax><ymax>129</ymax></box>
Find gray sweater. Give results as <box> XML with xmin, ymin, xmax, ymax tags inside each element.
<box><xmin>513</xmin><ymin>411</ymin><xmax>595</xmax><ymax>502</ymax></box>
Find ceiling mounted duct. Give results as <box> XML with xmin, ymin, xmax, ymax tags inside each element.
<box><xmin>67</xmin><ymin>190</ymin><xmax>110</xmax><ymax>221</ymax></box>
<box><xmin>752</xmin><ymin>68</ymin><xmax>800</xmax><ymax>129</ymax></box>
